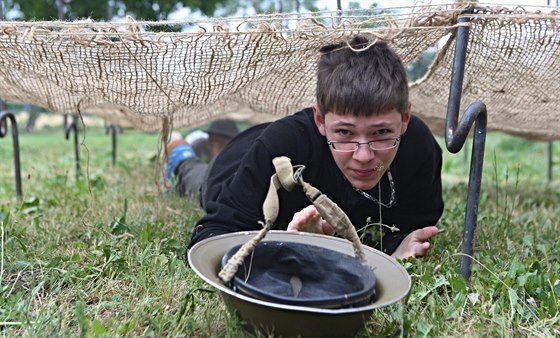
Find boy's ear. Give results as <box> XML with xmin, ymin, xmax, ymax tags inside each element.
<box><xmin>312</xmin><ymin>105</ymin><xmax>327</xmax><ymax>136</ymax></box>
<box><xmin>400</xmin><ymin>102</ymin><xmax>412</xmax><ymax>135</ymax></box>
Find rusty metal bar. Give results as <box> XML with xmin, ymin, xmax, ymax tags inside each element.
<box><xmin>64</xmin><ymin>115</ymin><xmax>80</xmax><ymax>181</ymax></box>
<box><xmin>0</xmin><ymin>111</ymin><xmax>23</xmax><ymax>201</ymax></box>
<box><xmin>445</xmin><ymin>13</ymin><xmax>488</xmax><ymax>288</ymax></box>
<box><xmin>105</xmin><ymin>122</ymin><xmax>117</xmax><ymax>167</ymax></box>
<box><xmin>548</xmin><ymin>141</ymin><xmax>553</xmax><ymax>181</ymax></box>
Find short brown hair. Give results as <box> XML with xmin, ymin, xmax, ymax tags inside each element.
<box><xmin>316</xmin><ymin>36</ymin><xmax>409</xmax><ymax>116</ymax></box>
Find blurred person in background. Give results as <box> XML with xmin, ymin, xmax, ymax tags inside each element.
<box><xmin>165</xmin><ymin>119</ymin><xmax>240</xmax><ymax>202</ymax></box>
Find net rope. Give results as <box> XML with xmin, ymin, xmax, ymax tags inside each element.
<box><xmin>0</xmin><ymin>1</ymin><xmax>558</xmax><ymax>140</ymax></box>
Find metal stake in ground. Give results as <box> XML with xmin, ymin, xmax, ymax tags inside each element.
<box><xmin>0</xmin><ymin>111</ymin><xmax>22</xmax><ymax>202</ymax></box>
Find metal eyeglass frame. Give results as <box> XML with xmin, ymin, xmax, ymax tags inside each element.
<box><xmin>326</xmin><ymin>137</ymin><xmax>401</xmax><ymax>152</ymax></box>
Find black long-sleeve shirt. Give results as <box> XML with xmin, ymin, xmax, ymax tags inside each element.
<box><xmin>188</xmin><ymin>108</ymin><xmax>443</xmax><ymax>255</ymax></box>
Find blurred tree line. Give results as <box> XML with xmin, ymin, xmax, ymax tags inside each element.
<box><xmin>2</xmin><ymin>0</ymin><xmax>325</xmax><ymax>21</ymax></box>
<box><xmin>3</xmin><ymin>0</ymin><xmax>226</xmax><ymax>21</ymax></box>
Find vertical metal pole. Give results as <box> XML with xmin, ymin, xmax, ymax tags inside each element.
<box><xmin>64</xmin><ymin>115</ymin><xmax>80</xmax><ymax>181</ymax></box>
<box><xmin>548</xmin><ymin>141</ymin><xmax>553</xmax><ymax>181</ymax></box>
<box><xmin>445</xmin><ymin>12</ymin><xmax>488</xmax><ymax>288</ymax></box>
<box><xmin>464</xmin><ymin>139</ymin><xmax>469</xmax><ymax>164</ymax></box>
<box><xmin>0</xmin><ymin>112</ymin><xmax>23</xmax><ymax>202</ymax></box>
<box><xmin>108</xmin><ymin>0</ymin><xmax>114</xmax><ymax>19</ymax></box>
<box><xmin>105</xmin><ymin>122</ymin><xmax>118</xmax><ymax>167</ymax></box>
<box><xmin>546</xmin><ymin>0</ymin><xmax>557</xmax><ymax>182</ymax></box>
<box><xmin>56</xmin><ymin>0</ymin><xmax>64</xmax><ymax>20</ymax></box>
<box><xmin>111</xmin><ymin>126</ymin><xmax>117</xmax><ymax>167</ymax></box>
<box><xmin>336</xmin><ymin>0</ymin><xmax>342</xmax><ymax>24</ymax></box>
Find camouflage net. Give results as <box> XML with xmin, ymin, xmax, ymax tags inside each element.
<box><xmin>0</xmin><ymin>1</ymin><xmax>558</xmax><ymax>140</ymax></box>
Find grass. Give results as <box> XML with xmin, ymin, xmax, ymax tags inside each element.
<box><xmin>1</xmin><ymin>121</ymin><xmax>559</xmax><ymax>337</ymax></box>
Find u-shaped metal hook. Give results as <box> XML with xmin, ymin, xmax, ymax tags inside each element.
<box><xmin>64</xmin><ymin>115</ymin><xmax>80</xmax><ymax>181</ymax></box>
<box><xmin>0</xmin><ymin>111</ymin><xmax>23</xmax><ymax>202</ymax></box>
<box><xmin>445</xmin><ymin>12</ymin><xmax>488</xmax><ymax>288</ymax></box>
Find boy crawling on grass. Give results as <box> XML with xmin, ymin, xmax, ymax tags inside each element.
<box><xmin>168</xmin><ymin>36</ymin><xmax>443</xmax><ymax>259</ymax></box>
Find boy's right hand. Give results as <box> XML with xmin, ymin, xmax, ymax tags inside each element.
<box><xmin>287</xmin><ymin>205</ymin><xmax>334</xmax><ymax>236</ymax></box>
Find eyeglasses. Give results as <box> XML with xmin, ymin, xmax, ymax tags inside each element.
<box><xmin>327</xmin><ymin>137</ymin><xmax>401</xmax><ymax>152</ymax></box>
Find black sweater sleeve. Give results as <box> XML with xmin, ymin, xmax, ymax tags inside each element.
<box><xmin>187</xmin><ymin>137</ymin><xmax>275</xmax><ymax>248</ymax></box>
<box><xmin>187</xmin><ymin>110</ymin><xmax>314</xmax><ymax>249</ymax></box>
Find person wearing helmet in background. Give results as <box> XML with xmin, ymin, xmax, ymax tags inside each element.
<box><xmin>165</xmin><ymin>118</ymin><xmax>240</xmax><ymax>202</ymax></box>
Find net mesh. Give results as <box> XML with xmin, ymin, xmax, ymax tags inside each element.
<box><xmin>0</xmin><ymin>1</ymin><xmax>558</xmax><ymax>140</ymax></box>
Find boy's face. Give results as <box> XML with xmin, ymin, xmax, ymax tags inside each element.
<box><xmin>313</xmin><ymin>105</ymin><xmax>411</xmax><ymax>190</ymax></box>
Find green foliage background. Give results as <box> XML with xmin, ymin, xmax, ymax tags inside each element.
<box><xmin>0</xmin><ymin>119</ymin><xmax>559</xmax><ymax>336</ymax></box>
